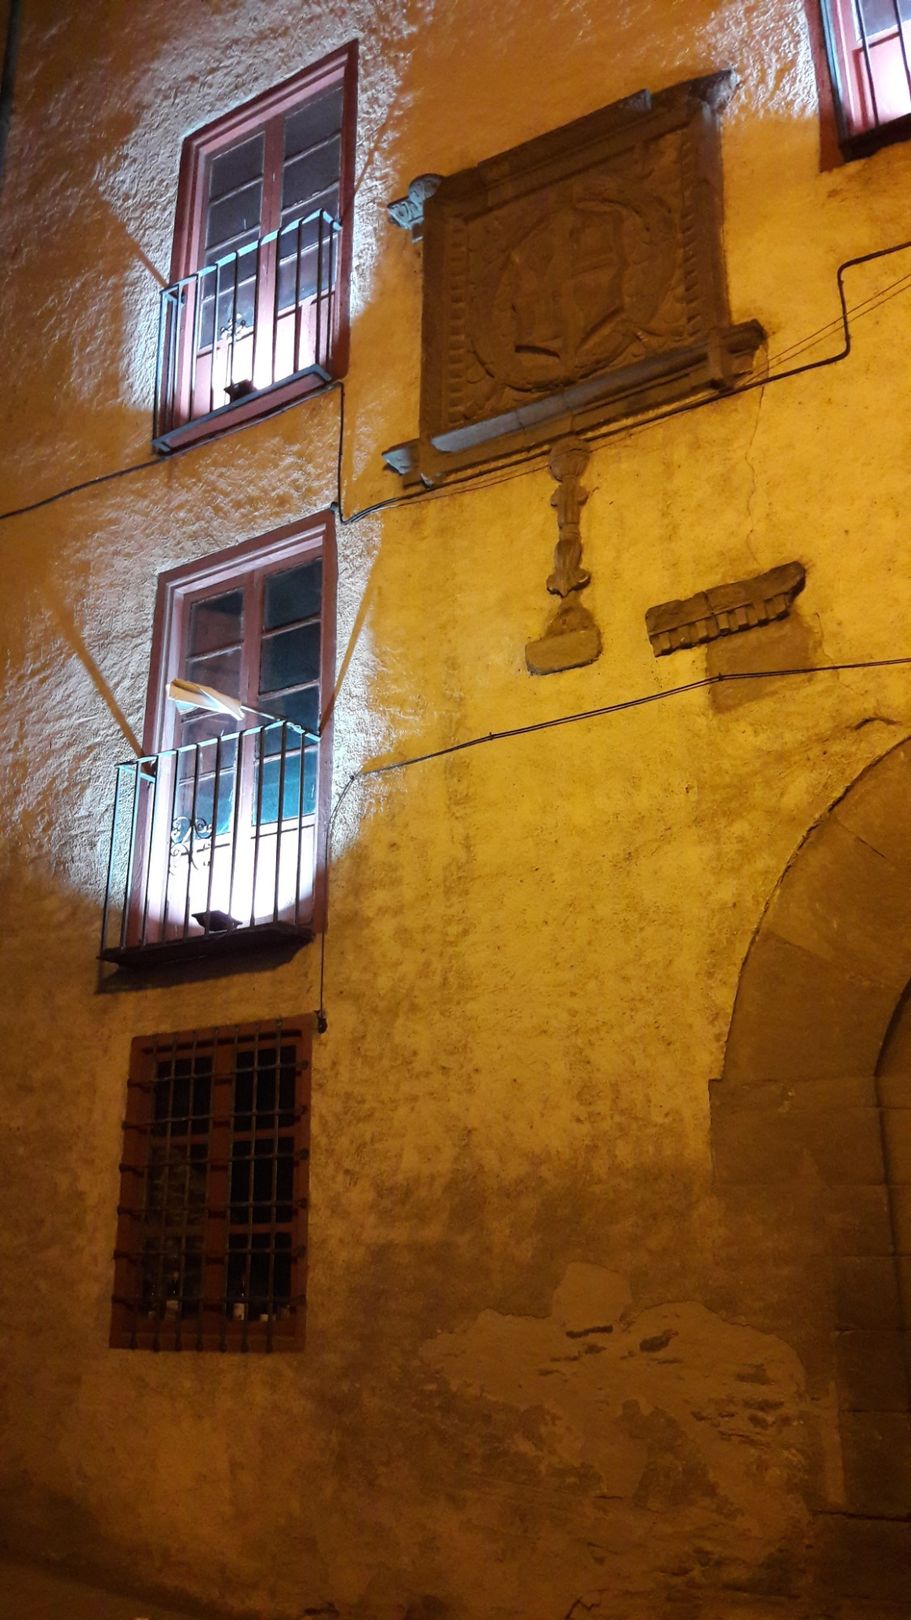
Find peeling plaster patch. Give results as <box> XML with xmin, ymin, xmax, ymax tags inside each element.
<box><xmin>422</xmin><ymin>1263</ymin><xmax>811</xmax><ymax>1568</ymax></box>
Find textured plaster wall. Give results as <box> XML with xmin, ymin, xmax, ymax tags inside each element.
<box><xmin>0</xmin><ymin>0</ymin><xmax>910</xmax><ymax>1616</ymax></box>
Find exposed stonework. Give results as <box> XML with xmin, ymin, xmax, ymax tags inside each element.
<box><xmin>382</xmin><ymin>71</ymin><xmax>765</xmax><ymax>487</ymax></box>
<box><xmin>525</xmin><ymin>436</ymin><xmax>601</xmax><ymax>675</ymax></box>
<box><xmin>646</xmin><ymin>561</ymin><xmax>806</xmax><ymax>656</ymax></box>
<box><xmin>422</xmin><ymin>1262</ymin><xmax>813</xmax><ymax>1607</ymax></box>
<box><xmin>719</xmin><ymin>737</ymin><xmax>911</xmax><ymax>1595</ymax></box>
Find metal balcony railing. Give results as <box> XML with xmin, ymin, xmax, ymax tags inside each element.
<box><xmin>823</xmin><ymin>0</ymin><xmax>911</xmax><ymax>151</ymax></box>
<box><xmin>100</xmin><ymin>720</ymin><xmax>320</xmax><ymax>969</ymax></box>
<box><xmin>153</xmin><ymin>208</ymin><xmax>341</xmax><ymax>447</ymax></box>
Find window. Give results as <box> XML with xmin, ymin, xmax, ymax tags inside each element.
<box><xmin>822</xmin><ymin>0</ymin><xmax>911</xmax><ymax>154</ymax></box>
<box><xmin>111</xmin><ymin>1019</ymin><xmax>311</xmax><ymax>1351</ymax></box>
<box><xmin>100</xmin><ymin>514</ymin><xmax>335</xmax><ymax>969</ymax></box>
<box><xmin>154</xmin><ymin>42</ymin><xmax>356</xmax><ymax>450</ymax></box>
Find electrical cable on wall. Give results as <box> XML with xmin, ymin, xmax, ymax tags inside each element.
<box><xmin>2</xmin><ymin>234</ymin><xmax>908</xmax><ymax>1024</ymax></box>
<box><xmin>314</xmin><ymin>652</ymin><xmax>911</xmax><ymax>1027</ymax></box>
<box><xmin>1</xmin><ymin>238</ymin><xmax>911</xmax><ymax>529</ymax></box>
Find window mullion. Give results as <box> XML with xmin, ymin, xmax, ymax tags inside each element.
<box><xmin>205</xmin><ymin>1033</ymin><xmax>233</xmax><ymax>1350</ymax></box>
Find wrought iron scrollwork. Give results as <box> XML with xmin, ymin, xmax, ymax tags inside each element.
<box><xmin>169</xmin><ymin>815</ymin><xmax>213</xmax><ymax>873</ymax></box>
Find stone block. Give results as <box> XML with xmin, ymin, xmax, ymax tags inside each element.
<box><xmin>835</xmin><ymin>1330</ymin><xmax>910</xmax><ymax>1411</ymax></box>
<box><xmin>713</xmin><ymin>1076</ymin><xmax>877</xmax><ymax>1112</ymax></box>
<box><xmin>891</xmin><ymin>1184</ymin><xmax>911</xmax><ymax>1250</ymax></box>
<box><xmin>814</xmin><ymin>1513</ymin><xmax>911</xmax><ymax>1601</ymax></box>
<box><xmin>878</xmin><ymin>1073</ymin><xmax>911</xmax><ymax>1110</ymax></box>
<box><xmin>882</xmin><ymin>1105</ymin><xmax>911</xmax><ymax>1184</ymax></box>
<box><xmin>832</xmin><ymin>741</ymin><xmax>911</xmax><ymax>873</ymax></box>
<box><xmin>825</xmin><ymin>1185</ymin><xmax>893</xmax><ymax>1256</ymax></box>
<box><xmin>835</xmin><ymin>1258</ymin><xmax>902</xmax><ymax>1329</ymax></box>
<box><xmin>724</xmin><ymin>931</ymin><xmax>896</xmax><ymax>1085</ymax></box>
<box><xmin>840</xmin><ymin>1411</ymin><xmax>911</xmax><ymax>1515</ymax></box>
<box><xmin>712</xmin><ymin>1102</ymin><xmax>884</xmax><ymax>1186</ymax></box>
<box><xmin>764</xmin><ymin>820</ymin><xmax>911</xmax><ymax>995</ymax></box>
<box><xmin>899</xmin><ymin>1256</ymin><xmax>911</xmax><ymax>1322</ymax></box>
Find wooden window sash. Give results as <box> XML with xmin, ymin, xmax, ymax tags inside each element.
<box><xmin>159</xmin><ymin>44</ymin><xmax>356</xmax><ymax>447</ymax></box>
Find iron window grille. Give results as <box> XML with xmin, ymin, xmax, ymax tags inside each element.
<box><xmin>821</xmin><ymin>0</ymin><xmax>911</xmax><ymax>154</ymax></box>
<box><xmin>111</xmin><ymin>1019</ymin><xmax>311</xmax><ymax>1352</ymax></box>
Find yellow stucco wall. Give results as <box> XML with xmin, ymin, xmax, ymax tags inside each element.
<box><xmin>1</xmin><ymin>1</ymin><xmax>910</xmax><ymax>1616</ymax></box>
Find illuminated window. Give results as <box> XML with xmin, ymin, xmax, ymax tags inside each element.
<box><xmin>111</xmin><ymin>1019</ymin><xmax>311</xmax><ymax>1352</ymax></box>
<box><xmin>154</xmin><ymin>42</ymin><xmax>357</xmax><ymax>450</ymax></box>
<box><xmin>822</xmin><ymin>0</ymin><xmax>911</xmax><ymax>154</ymax></box>
<box><xmin>100</xmin><ymin>514</ymin><xmax>335</xmax><ymax>969</ymax></box>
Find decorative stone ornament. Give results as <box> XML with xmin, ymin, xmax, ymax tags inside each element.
<box><xmin>525</xmin><ymin>436</ymin><xmax>602</xmax><ymax>675</ymax></box>
<box><xmin>645</xmin><ymin>561</ymin><xmax>806</xmax><ymax>656</ymax></box>
<box><xmin>387</xmin><ymin>174</ymin><xmax>443</xmax><ymax>242</ymax></box>
<box><xmin>383</xmin><ymin>72</ymin><xmax>765</xmax><ymax>488</ymax></box>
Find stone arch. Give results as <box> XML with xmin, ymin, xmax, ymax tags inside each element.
<box><xmin>716</xmin><ymin>735</ymin><xmax>911</xmax><ymax>1551</ymax></box>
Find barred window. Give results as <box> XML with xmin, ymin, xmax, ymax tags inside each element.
<box><xmin>111</xmin><ymin>1019</ymin><xmax>311</xmax><ymax>1352</ymax></box>
<box><xmin>822</xmin><ymin>0</ymin><xmax>911</xmax><ymax>154</ymax></box>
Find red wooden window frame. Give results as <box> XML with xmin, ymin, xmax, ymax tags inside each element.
<box><xmin>821</xmin><ymin>0</ymin><xmax>911</xmax><ymax>154</ymax></box>
<box><xmin>111</xmin><ymin>1017</ymin><xmax>312</xmax><ymax>1352</ymax></box>
<box><xmin>143</xmin><ymin>512</ymin><xmax>336</xmax><ymax>940</ymax></box>
<box><xmin>156</xmin><ymin>41</ymin><xmax>357</xmax><ymax>451</ymax></box>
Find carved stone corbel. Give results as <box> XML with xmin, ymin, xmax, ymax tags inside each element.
<box><xmin>645</xmin><ymin>561</ymin><xmax>806</xmax><ymax>655</ymax></box>
<box><xmin>387</xmin><ymin>174</ymin><xmax>443</xmax><ymax>243</ymax></box>
<box><xmin>525</xmin><ymin>437</ymin><xmax>602</xmax><ymax>675</ymax></box>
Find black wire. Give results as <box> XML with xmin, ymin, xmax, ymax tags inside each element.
<box><xmin>0</xmin><ymin>382</ymin><xmax>339</xmax><ymax>526</ymax></box>
<box><xmin>0</xmin><ymin>455</ymin><xmax>163</xmax><ymax>522</ymax></box>
<box><xmin>331</xmin><ymin>237</ymin><xmax>911</xmax><ymax>527</ymax></box>
<box><xmin>5</xmin><ymin>239</ymin><xmax>911</xmax><ymax>531</ymax></box>
<box><xmin>315</xmin><ymin>650</ymin><xmax>911</xmax><ymax>1025</ymax></box>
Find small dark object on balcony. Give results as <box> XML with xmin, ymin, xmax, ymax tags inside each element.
<box><xmin>225</xmin><ymin>378</ymin><xmax>255</xmax><ymax>402</ymax></box>
<box><xmin>193</xmin><ymin>909</ymin><xmax>241</xmax><ymax>933</ymax></box>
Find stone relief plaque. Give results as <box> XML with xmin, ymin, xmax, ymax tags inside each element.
<box><xmin>384</xmin><ymin>73</ymin><xmax>764</xmax><ymax>487</ymax></box>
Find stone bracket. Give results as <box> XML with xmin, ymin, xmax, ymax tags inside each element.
<box><xmin>645</xmin><ymin>560</ymin><xmax>806</xmax><ymax>656</ymax></box>
<box><xmin>387</xmin><ymin>174</ymin><xmax>443</xmax><ymax>242</ymax></box>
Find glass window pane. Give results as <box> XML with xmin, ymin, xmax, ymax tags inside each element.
<box><xmin>264</xmin><ymin>560</ymin><xmax>322</xmax><ymax>628</ymax></box>
<box><xmin>188</xmin><ymin>590</ymin><xmax>244</xmax><ymax>656</ymax></box>
<box><xmin>859</xmin><ymin>0</ymin><xmax>911</xmax><ymax>33</ymax></box>
<box><xmin>175</xmin><ymin>771</ymin><xmax>236</xmax><ymax>839</ymax></box>
<box><xmin>268</xmin><ymin>686</ymin><xmax>320</xmax><ymax>737</ymax></box>
<box><xmin>204</xmin><ymin>232</ymin><xmax>260</xmax><ymax>270</ymax></box>
<box><xmin>209</xmin><ymin>134</ymin><xmax>264</xmax><ymax>203</ymax></box>
<box><xmin>206</xmin><ymin>180</ymin><xmax>264</xmax><ymax>254</ymax></box>
<box><xmin>255</xmin><ymin>750</ymin><xmax>317</xmax><ymax>822</ymax></box>
<box><xmin>208</xmin><ymin>268</ymin><xmax>258</xmax><ymax>342</ymax></box>
<box><xmin>260</xmin><ymin>623</ymin><xmax>320</xmax><ymax>693</ymax></box>
<box><xmin>281</xmin><ymin>138</ymin><xmax>340</xmax><ymax>217</ymax></box>
<box><xmin>176</xmin><ymin>712</ymin><xmax>240</xmax><ymax>761</ymax></box>
<box><xmin>277</xmin><ymin>239</ymin><xmax>334</xmax><ymax>308</ymax></box>
<box><xmin>283</xmin><ymin>88</ymin><xmax>343</xmax><ymax>161</ymax></box>
<box><xmin>184</xmin><ymin>645</ymin><xmax>242</xmax><ymax>694</ymax></box>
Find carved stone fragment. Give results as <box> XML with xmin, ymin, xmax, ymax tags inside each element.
<box><xmin>383</xmin><ymin>72</ymin><xmax>765</xmax><ymax>487</ymax></box>
<box><xmin>387</xmin><ymin>174</ymin><xmax>443</xmax><ymax>242</ymax></box>
<box><xmin>645</xmin><ymin>561</ymin><xmax>806</xmax><ymax>656</ymax></box>
<box><xmin>525</xmin><ymin>436</ymin><xmax>602</xmax><ymax>675</ymax></box>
